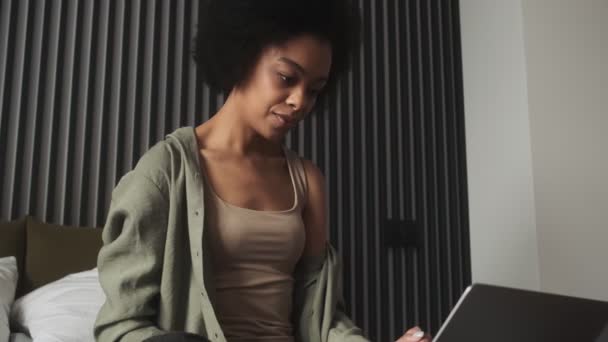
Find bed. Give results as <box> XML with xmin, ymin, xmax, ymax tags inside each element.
<box><xmin>0</xmin><ymin>216</ymin><xmax>104</xmax><ymax>342</ymax></box>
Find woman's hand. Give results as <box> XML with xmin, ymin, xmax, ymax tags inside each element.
<box><xmin>395</xmin><ymin>326</ymin><xmax>432</xmax><ymax>342</ymax></box>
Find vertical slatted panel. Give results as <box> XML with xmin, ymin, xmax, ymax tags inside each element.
<box><xmin>0</xmin><ymin>0</ymin><xmax>471</xmax><ymax>340</ymax></box>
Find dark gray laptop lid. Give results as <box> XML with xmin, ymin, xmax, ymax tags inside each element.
<box><xmin>434</xmin><ymin>283</ymin><xmax>608</xmax><ymax>342</ymax></box>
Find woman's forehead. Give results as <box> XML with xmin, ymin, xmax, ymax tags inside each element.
<box><xmin>264</xmin><ymin>35</ymin><xmax>332</xmax><ymax>77</ymax></box>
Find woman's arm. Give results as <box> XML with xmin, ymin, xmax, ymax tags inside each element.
<box><xmin>301</xmin><ymin>159</ymin><xmax>328</xmax><ymax>257</ymax></box>
<box><xmin>94</xmin><ymin>171</ymin><xmax>169</xmax><ymax>342</ymax></box>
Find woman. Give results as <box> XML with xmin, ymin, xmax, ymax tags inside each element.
<box><xmin>94</xmin><ymin>1</ymin><xmax>430</xmax><ymax>342</ymax></box>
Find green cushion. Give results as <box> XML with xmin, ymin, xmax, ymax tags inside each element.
<box><xmin>23</xmin><ymin>217</ymin><xmax>103</xmax><ymax>295</ymax></box>
<box><xmin>0</xmin><ymin>217</ymin><xmax>26</xmax><ymax>294</ymax></box>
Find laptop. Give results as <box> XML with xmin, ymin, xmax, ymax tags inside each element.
<box><xmin>433</xmin><ymin>283</ymin><xmax>608</xmax><ymax>342</ymax></box>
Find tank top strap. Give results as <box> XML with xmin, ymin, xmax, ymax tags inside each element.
<box><xmin>282</xmin><ymin>146</ymin><xmax>308</xmax><ymax>210</ymax></box>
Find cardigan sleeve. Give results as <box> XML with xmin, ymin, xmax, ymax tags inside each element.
<box><xmin>324</xmin><ymin>248</ymin><xmax>369</xmax><ymax>342</ymax></box>
<box><xmin>327</xmin><ymin>301</ymin><xmax>369</xmax><ymax>341</ymax></box>
<box><xmin>94</xmin><ymin>171</ymin><xmax>169</xmax><ymax>342</ymax></box>
<box><xmin>292</xmin><ymin>244</ymin><xmax>370</xmax><ymax>342</ymax></box>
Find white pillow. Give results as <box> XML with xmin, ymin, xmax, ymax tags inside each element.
<box><xmin>0</xmin><ymin>256</ymin><xmax>18</xmax><ymax>342</ymax></box>
<box><xmin>10</xmin><ymin>268</ymin><xmax>105</xmax><ymax>342</ymax></box>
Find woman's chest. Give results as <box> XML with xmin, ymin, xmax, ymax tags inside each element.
<box><xmin>199</xmin><ymin>151</ymin><xmax>297</xmax><ymax>212</ymax></box>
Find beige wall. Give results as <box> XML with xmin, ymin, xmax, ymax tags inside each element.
<box><xmin>522</xmin><ymin>0</ymin><xmax>608</xmax><ymax>301</ymax></box>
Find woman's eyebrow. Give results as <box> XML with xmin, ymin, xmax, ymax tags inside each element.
<box><xmin>278</xmin><ymin>57</ymin><xmax>328</xmax><ymax>82</ymax></box>
<box><xmin>278</xmin><ymin>57</ymin><xmax>306</xmax><ymax>74</ymax></box>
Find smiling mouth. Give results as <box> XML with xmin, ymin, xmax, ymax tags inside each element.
<box><xmin>272</xmin><ymin>112</ymin><xmax>296</xmax><ymax>127</ymax></box>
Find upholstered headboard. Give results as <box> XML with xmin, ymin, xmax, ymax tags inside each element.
<box><xmin>0</xmin><ymin>216</ymin><xmax>103</xmax><ymax>298</ymax></box>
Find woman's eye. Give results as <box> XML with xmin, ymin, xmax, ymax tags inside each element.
<box><xmin>278</xmin><ymin>73</ymin><xmax>294</xmax><ymax>84</ymax></box>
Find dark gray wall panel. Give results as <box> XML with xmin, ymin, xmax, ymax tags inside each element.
<box><xmin>0</xmin><ymin>0</ymin><xmax>470</xmax><ymax>340</ymax></box>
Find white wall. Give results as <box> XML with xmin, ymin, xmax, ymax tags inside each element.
<box><xmin>460</xmin><ymin>0</ymin><xmax>608</xmax><ymax>301</ymax></box>
<box><xmin>459</xmin><ymin>0</ymin><xmax>541</xmax><ymax>291</ymax></box>
<box><xmin>522</xmin><ymin>0</ymin><xmax>608</xmax><ymax>301</ymax></box>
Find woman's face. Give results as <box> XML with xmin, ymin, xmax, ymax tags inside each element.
<box><xmin>232</xmin><ymin>34</ymin><xmax>332</xmax><ymax>141</ymax></box>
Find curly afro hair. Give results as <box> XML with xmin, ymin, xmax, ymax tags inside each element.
<box><xmin>193</xmin><ymin>0</ymin><xmax>361</xmax><ymax>94</ymax></box>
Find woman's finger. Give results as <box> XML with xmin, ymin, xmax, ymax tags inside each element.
<box><xmin>404</xmin><ymin>326</ymin><xmax>423</xmax><ymax>335</ymax></box>
<box><xmin>395</xmin><ymin>326</ymin><xmax>429</xmax><ymax>342</ymax></box>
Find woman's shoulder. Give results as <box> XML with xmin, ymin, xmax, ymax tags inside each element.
<box><xmin>130</xmin><ymin>126</ymin><xmax>198</xmax><ymax>193</ymax></box>
<box><xmin>282</xmin><ymin>145</ymin><xmax>308</xmax><ymax>169</ymax></box>
<box><xmin>282</xmin><ymin>146</ymin><xmax>323</xmax><ymax>186</ymax></box>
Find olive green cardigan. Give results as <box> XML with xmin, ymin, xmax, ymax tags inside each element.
<box><xmin>94</xmin><ymin>127</ymin><xmax>369</xmax><ymax>342</ymax></box>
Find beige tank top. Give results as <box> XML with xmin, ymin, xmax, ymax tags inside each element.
<box><xmin>201</xmin><ymin>146</ymin><xmax>307</xmax><ymax>342</ymax></box>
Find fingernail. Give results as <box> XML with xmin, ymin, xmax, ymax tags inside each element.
<box><xmin>413</xmin><ymin>331</ymin><xmax>425</xmax><ymax>339</ymax></box>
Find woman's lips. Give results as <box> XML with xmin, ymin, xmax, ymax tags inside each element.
<box><xmin>272</xmin><ymin>112</ymin><xmax>296</xmax><ymax>128</ymax></box>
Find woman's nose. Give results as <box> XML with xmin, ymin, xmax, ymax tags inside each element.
<box><xmin>286</xmin><ymin>88</ymin><xmax>309</xmax><ymax>112</ymax></box>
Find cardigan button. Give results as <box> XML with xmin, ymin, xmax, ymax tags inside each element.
<box><xmin>194</xmin><ymin>210</ymin><xmax>199</xmax><ymax>216</ymax></box>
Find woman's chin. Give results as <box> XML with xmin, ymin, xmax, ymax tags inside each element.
<box><xmin>266</xmin><ymin>129</ymin><xmax>288</xmax><ymax>143</ymax></box>
<box><xmin>264</xmin><ymin>118</ymin><xmax>291</xmax><ymax>141</ymax></box>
